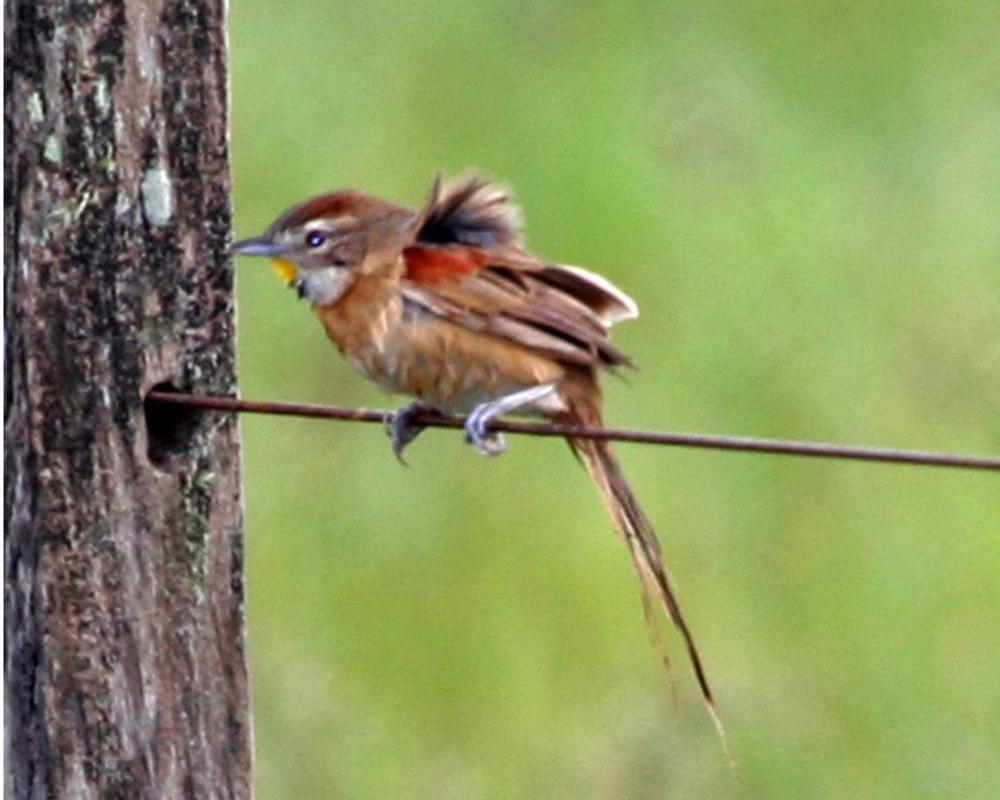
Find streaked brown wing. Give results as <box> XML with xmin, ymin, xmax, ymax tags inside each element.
<box><xmin>401</xmin><ymin>244</ymin><xmax>634</xmax><ymax>369</ymax></box>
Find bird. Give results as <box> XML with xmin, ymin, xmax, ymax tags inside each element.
<box><xmin>232</xmin><ymin>175</ymin><xmax>725</xmax><ymax>738</ymax></box>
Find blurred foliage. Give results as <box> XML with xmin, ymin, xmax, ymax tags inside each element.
<box><xmin>229</xmin><ymin>2</ymin><xmax>999</xmax><ymax>797</ymax></box>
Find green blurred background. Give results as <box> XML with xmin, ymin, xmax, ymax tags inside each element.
<box><xmin>229</xmin><ymin>3</ymin><xmax>999</xmax><ymax>797</ymax></box>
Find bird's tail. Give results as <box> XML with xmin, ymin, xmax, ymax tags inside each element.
<box><xmin>567</xmin><ymin>401</ymin><xmax>730</xmax><ymax>754</ymax></box>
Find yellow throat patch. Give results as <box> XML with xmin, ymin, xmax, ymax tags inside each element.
<box><xmin>270</xmin><ymin>257</ymin><xmax>298</xmax><ymax>286</ymax></box>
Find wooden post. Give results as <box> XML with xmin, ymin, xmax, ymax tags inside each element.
<box><xmin>5</xmin><ymin>1</ymin><xmax>251</xmax><ymax>797</ymax></box>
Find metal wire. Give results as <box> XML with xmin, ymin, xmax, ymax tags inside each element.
<box><xmin>145</xmin><ymin>391</ymin><xmax>1000</xmax><ymax>472</ymax></box>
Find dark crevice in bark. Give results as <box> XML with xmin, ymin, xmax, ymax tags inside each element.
<box><xmin>144</xmin><ymin>383</ymin><xmax>201</xmax><ymax>469</ymax></box>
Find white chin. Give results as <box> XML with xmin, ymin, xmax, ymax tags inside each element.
<box><xmin>299</xmin><ymin>267</ymin><xmax>353</xmax><ymax>307</ymax></box>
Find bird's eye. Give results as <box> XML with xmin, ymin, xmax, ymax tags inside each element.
<box><xmin>305</xmin><ymin>231</ymin><xmax>326</xmax><ymax>248</ymax></box>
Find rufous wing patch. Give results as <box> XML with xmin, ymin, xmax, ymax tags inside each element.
<box><xmin>403</xmin><ymin>245</ymin><xmax>489</xmax><ymax>284</ymax></box>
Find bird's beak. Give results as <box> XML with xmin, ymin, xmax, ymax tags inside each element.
<box><xmin>230</xmin><ymin>236</ymin><xmax>292</xmax><ymax>257</ymax></box>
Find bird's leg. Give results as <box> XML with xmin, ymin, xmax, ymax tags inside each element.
<box><xmin>386</xmin><ymin>400</ymin><xmax>434</xmax><ymax>465</ymax></box>
<box><xmin>464</xmin><ymin>383</ymin><xmax>558</xmax><ymax>456</ymax></box>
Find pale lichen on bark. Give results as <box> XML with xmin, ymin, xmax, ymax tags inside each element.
<box><xmin>5</xmin><ymin>2</ymin><xmax>252</xmax><ymax>798</ymax></box>
<box><xmin>140</xmin><ymin>163</ymin><xmax>175</xmax><ymax>227</ymax></box>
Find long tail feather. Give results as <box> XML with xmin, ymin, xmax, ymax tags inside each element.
<box><xmin>568</xmin><ymin>403</ymin><xmax>732</xmax><ymax>758</ymax></box>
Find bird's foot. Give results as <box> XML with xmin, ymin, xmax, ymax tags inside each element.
<box><xmin>386</xmin><ymin>401</ymin><xmax>432</xmax><ymax>465</ymax></box>
<box><xmin>464</xmin><ymin>408</ymin><xmax>508</xmax><ymax>456</ymax></box>
<box><xmin>463</xmin><ymin>384</ymin><xmax>558</xmax><ymax>457</ymax></box>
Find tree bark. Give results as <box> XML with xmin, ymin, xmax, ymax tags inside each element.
<box><xmin>5</xmin><ymin>2</ymin><xmax>251</xmax><ymax>798</ymax></box>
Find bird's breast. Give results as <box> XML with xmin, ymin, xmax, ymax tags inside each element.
<box><xmin>316</xmin><ymin>284</ymin><xmax>568</xmax><ymax>415</ymax></box>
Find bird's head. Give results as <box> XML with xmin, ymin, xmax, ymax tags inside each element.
<box><xmin>231</xmin><ymin>190</ymin><xmax>413</xmax><ymax>305</ymax></box>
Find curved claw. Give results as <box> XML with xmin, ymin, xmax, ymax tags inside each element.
<box><xmin>386</xmin><ymin>401</ymin><xmax>431</xmax><ymax>465</ymax></box>
<box><xmin>463</xmin><ymin>413</ymin><xmax>507</xmax><ymax>456</ymax></box>
<box><xmin>462</xmin><ymin>383</ymin><xmax>558</xmax><ymax>457</ymax></box>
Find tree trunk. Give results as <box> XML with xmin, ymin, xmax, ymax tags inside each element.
<box><xmin>5</xmin><ymin>2</ymin><xmax>251</xmax><ymax>798</ymax></box>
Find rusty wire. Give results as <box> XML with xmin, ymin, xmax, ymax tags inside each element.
<box><xmin>145</xmin><ymin>391</ymin><xmax>1000</xmax><ymax>472</ymax></box>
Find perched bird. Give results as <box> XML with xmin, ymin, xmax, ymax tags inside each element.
<box><xmin>233</xmin><ymin>176</ymin><xmax>723</xmax><ymax>734</ymax></box>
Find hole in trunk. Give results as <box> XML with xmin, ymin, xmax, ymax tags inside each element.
<box><xmin>144</xmin><ymin>382</ymin><xmax>199</xmax><ymax>468</ymax></box>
